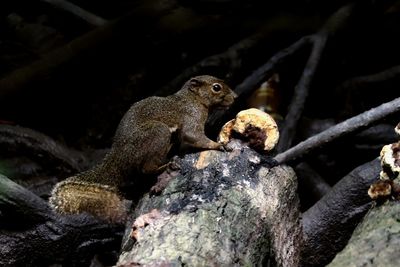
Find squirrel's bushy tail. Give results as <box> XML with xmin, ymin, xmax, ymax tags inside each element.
<box><xmin>49</xmin><ymin>165</ymin><xmax>128</xmax><ymax>223</ymax></box>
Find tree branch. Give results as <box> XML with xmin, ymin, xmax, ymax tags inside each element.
<box><xmin>301</xmin><ymin>158</ymin><xmax>380</xmax><ymax>266</ymax></box>
<box><xmin>274</xmin><ymin>96</ymin><xmax>400</xmax><ymax>164</ymax></box>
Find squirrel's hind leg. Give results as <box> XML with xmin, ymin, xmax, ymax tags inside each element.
<box><xmin>139</xmin><ymin>121</ymin><xmax>175</xmax><ymax>174</ymax></box>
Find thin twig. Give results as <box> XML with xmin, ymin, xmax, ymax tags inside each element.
<box><xmin>40</xmin><ymin>0</ymin><xmax>108</xmax><ymax>26</ymax></box>
<box><xmin>274</xmin><ymin>96</ymin><xmax>400</xmax><ymax>164</ymax></box>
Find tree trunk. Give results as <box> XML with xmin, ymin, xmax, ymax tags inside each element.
<box><xmin>117</xmin><ymin>140</ymin><xmax>302</xmax><ymax>267</ymax></box>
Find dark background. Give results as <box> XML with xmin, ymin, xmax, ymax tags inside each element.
<box><xmin>0</xmin><ymin>0</ymin><xmax>399</xmax><ymax>208</ymax></box>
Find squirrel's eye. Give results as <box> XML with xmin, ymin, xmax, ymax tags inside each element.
<box><xmin>212</xmin><ymin>83</ymin><xmax>222</xmax><ymax>92</ymax></box>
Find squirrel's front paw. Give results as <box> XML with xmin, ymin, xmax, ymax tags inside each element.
<box><xmin>168</xmin><ymin>156</ymin><xmax>181</xmax><ymax>171</ymax></box>
<box><xmin>208</xmin><ymin>142</ymin><xmax>230</xmax><ymax>152</ymax></box>
<box><xmin>221</xmin><ymin>143</ymin><xmax>233</xmax><ymax>152</ymax></box>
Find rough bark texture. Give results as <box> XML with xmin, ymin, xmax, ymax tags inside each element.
<box><xmin>117</xmin><ymin>140</ymin><xmax>302</xmax><ymax>267</ymax></box>
<box><xmin>328</xmin><ymin>201</ymin><xmax>400</xmax><ymax>267</ymax></box>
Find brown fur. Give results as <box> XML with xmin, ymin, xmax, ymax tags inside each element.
<box><xmin>49</xmin><ymin>75</ymin><xmax>236</xmax><ymax>221</ymax></box>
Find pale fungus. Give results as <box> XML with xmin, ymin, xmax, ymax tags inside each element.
<box><xmin>369</xmin><ymin>122</ymin><xmax>400</xmax><ymax>201</ymax></box>
<box><xmin>218</xmin><ymin>108</ymin><xmax>279</xmax><ymax>152</ymax></box>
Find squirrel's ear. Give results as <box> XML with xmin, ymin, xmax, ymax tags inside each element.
<box><xmin>188</xmin><ymin>78</ymin><xmax>203</xmax><ymax>92</ymax></box>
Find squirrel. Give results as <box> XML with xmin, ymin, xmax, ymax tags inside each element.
<box><xmin>49</xmin><ymin>75</ymin><xmax>237</xmax><ymax>223</ymax></box>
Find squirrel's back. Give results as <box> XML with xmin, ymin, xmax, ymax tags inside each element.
<box><xmin>118</xmin><ymin>95</ymin><xmax>184</xmax><ymax>131</ymax></box>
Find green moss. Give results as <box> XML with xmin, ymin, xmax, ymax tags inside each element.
<box><xmin>328</xmin><ymin>201</ymin><xmax>400</xmax><ymax>267</ymax></box>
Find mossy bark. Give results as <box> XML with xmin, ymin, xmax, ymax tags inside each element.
<box><xmin>328</xmin><ymin>201</ymin><xmax>400</xmax><ymax>267</ymax></box>
<box><xmin>117</xmin><ymin>140</ymin><xmax>302</xmax><ymax>267</ymax></box>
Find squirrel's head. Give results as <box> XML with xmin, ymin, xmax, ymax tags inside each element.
<box><xmin>184</xmin><ymin>75</ymin><xmax>237</xmax><ymax>108</ymax></box>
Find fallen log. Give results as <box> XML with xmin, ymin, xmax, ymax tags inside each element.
<box><xmin>117</xmin><ymin>140</ymin><xmax>302</xmax><ymax>266</ymax></box>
